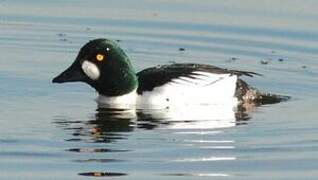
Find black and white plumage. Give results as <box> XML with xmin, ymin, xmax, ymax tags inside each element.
<box><xmin>96</xmin><ymin>63</ymin><xmax>288</xmax><ymax>108</ymax></box>
<box><xmin>52</xmin><ymin>39</ymin><xmax>289</xmax><ymax>109</ymax></box>
<box><xmin>137</xmin><ymin>63</ymin><xmax>259</xmax><ymax>94</ymax></box>
<box><xmin>132</xmin><ymin>63</ymin><xmax>258</xmax><ymax>108</ymax></box>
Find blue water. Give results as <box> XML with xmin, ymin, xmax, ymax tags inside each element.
<box><xmin>1</xmin><ymin>1</ymin><xmax>318</xmax><ymax>179</ymax></box>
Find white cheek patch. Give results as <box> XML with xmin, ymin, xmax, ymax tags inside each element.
<box><xmin>81</xmin><ymin>60</ymin><xmax>100</xmax><ymax>80</ymax></box>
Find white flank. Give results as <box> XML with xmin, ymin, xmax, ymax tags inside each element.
<box><xmin>81</xmin><ymin>60</ymin><xmax>100</xmax><ymax>80</ymax></box>
<box><xmin>136</xmin><ymin>72</ymin><xmax>238</xmax><ymax>108</ymax></box>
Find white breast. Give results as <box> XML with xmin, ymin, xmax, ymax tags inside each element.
<box><xmin>96</xmin><ymin>90</ymin><xmax>138</xmax><ymax>109</ymax></box>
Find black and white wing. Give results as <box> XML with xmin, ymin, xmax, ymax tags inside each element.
<box><xmin>136</xmin><ymin>63</ymin><xmax>258</xmax><ymax>94</ymax></box>
<box><xmin>136</xmin><ymin>63</ymin><xmax>289</xmax><ymax>105</ymax></box>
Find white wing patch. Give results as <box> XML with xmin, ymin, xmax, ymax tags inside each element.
<box><xmin>137</xmin><ymin>71</ymin><xmax>238</xmax><ymax>108</ymax></box>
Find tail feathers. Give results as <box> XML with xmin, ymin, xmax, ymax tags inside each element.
<box><xmin>236</xmin><ymin>79</ymin><xmax>290</xmax><ymax>105</ymax></box>
<box><xmin>243</xmin><ymin>89</ymin><xmax>290</xmax><ymax>105</ymax></box>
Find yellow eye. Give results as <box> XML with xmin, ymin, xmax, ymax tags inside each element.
<box><xmin>96</xmin><ymin>54</ymin><xmax>104</xmax><ymax>61</ymax></box>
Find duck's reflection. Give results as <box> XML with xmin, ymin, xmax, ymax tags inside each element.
<box><xmin>55</xmin><ymin>104</ymin><xmax>253</xmax><ymax>177</ymax></box>
<box><xmin>137</xmin><ymin>104</ymin><xmax>250</xmax><ymax>129</ymax></box>
<box><xmin>56</xmin><ymin>103</ymin><xmax>252</xmax><ymax>144</ymax></box>
<box><xmin>56</xmin><ymin>109</ymin><xmax>136</xmax><ymax>144</ymax></box>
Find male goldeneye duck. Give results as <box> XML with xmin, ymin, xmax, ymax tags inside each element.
<box><xmin>52</xmin><ymin>38</ymin><xmax>289</xmax><ymax>108</ymax></box>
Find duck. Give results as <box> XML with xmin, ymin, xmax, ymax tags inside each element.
<box><xmin>52</xmin><ymin>38</ymin><xmax>289</xmax><ymax>109</ymax></box>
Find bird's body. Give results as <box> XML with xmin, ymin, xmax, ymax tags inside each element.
<box><xmin>53</xmin><ymin>39</ymin><xmax>288</xmax><ymax>109</ymax></box>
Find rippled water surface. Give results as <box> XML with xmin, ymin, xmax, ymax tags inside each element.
<box><xmin>1</xmin><ymin>1</ymin><xmax>318</xmax><ymax>179</ymax></box>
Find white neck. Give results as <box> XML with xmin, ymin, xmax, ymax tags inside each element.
<box><xmin>96</xmin><ymin>89</ymin><xmax>137</xmax><ymax>109</ymax></box>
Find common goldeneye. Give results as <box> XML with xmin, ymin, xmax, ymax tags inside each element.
<box><xmin>52</xmin><ymin>38</ymin><xmax>288</xmax><ymax>108</ymax></box>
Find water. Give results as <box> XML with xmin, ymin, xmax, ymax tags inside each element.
<box><xmin>1</xmin><ymin>1</ymin><xmax>318</xmax><ymax>179</ymax></box>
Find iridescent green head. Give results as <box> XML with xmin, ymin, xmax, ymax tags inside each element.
<box><xmin>53</xmin><ymin>39</ymin><xmax>138</xmax><ymax>96</ymax></box>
